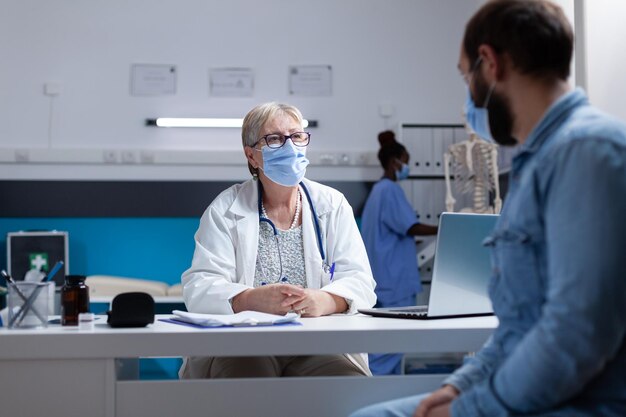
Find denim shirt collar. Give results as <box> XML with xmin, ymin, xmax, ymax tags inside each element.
<box><xmin>511</xmin><ymin>88</ymin><xmax>588</xmax><ymax>174</ymax></box>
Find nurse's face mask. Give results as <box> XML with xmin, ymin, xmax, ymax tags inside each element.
<box><xmin>464</xmin><ymin>56</ymin><xmax>517</xmax><ymax>146</ymax></box>
<box><xmin>255</xmin><ymin>132</ymin><xmax>310</xmax><ymax>187</ymax></box>
<box><xmin>395</xmin><ymin>160</ymin><xmax>410</xmax><ymax>181</ymax></box>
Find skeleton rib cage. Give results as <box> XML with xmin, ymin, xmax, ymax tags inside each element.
<box><xmin>444</xmin><ymin>134</ymin><xmax>502</xmax><ymax>214</ymax></box>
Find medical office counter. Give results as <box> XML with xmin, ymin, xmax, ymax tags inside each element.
<box><xmin>0</xmin><ymin>314</ymin><xmax>497</xmax><ymax>417</ymax></box>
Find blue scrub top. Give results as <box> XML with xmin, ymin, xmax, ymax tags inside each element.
<box><xmin>361</xmin><ymin>178</ymin><xmax>421</xmax><ymax>305</ymax></box>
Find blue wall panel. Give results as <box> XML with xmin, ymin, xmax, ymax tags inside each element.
<box><xmin>0</xmin><ymin>217</ymin><xmax>199</xmax><ymax>285</ymax></box>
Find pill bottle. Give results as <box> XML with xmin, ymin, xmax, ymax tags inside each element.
<box><xmin>61</xmin><ymin>275</ymin><xmax>90</xmax><ymax>326</ymax></box>
<box><xmin>78</xmin><ymin>312</ymin><xmax>95</xmax><ymax>331</ymax></box>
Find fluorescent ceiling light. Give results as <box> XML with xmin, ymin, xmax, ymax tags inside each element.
<box><xmin>147</xmin><ymin>118</ymin><xmax>313</xmax><ymax>128</ymax></box>
<box><xmin>156</xmin><ymin>118</ymin><xmax>242</xmax><ymax>128</ymax></box>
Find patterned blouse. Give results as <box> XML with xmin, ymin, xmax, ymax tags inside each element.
<box><xmin>253</xmin><ymin>221</ymin><xmax>307</xmax><ymax>288</ymax></box>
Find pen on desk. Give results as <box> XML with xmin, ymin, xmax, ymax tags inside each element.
<box><xmin>1</xmin><ymin>269</ymin><xmax>15</xmax><ymax>285</ymax></box>
<box><xmin>13</xmin><ymin>285</ymin><xmax>45</xmax><ymax>327</ymax></box>
<box><xmin>1</xmin><ymin>270</ymin><xmax>30</xmax><ymax>306</ymax></box>
<box><xmin>2</xmin><ymin>269</ymin><xmax>48</xmax><ymax>326</ymax></box>
<box><xmin>1</xmin><ymin>270</ymin><xmax>25</xmax><ymax>299</ymax></box>
<box><xmin>2</xmin><ymin>269</ymin><xmax>30</xmax><ymax>306</ymax></box>
<box><xmin>329</xmin><ymin>263</ymin><xmax>336</xmax><ymax>282</ymax></box>
<box><xmin>42</xmin><ymin>261</ymin><xmax>64</xmax><ymax>282</ymax></box>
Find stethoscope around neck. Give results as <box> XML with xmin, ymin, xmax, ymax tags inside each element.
<box><xmin>257</xmin><ymin>180</ymin><xmax>328</xmax><ymax>283</ymax></box>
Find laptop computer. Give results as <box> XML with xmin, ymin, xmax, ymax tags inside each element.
<box><xmin>358</xmin><ymin>212</ymin><xmax>498</xmax><ymax>320</ymax></box>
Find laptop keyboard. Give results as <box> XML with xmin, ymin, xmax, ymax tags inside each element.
<box><xmin>393</xmin><ymin>307</ymin><xmax>428</xmax><ymax>316</ymax></box>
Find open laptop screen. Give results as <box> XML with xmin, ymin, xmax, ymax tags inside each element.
<box><xmin>426</xmin><ymin>212</ymin><xmax>497</xmax><ymax>317</ymax></box>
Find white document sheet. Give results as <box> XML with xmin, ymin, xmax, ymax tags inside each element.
<box><xmin>171</xmin><ymin>310</ymin><xmax>300</xmax><ymax>327</ymax></box>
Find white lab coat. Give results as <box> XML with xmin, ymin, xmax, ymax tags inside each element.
<box><xmin>180</xmin><ymin>178</ymin><xmax>376</xmax><ymax>377</ymax></box>
<box><xmin>182</xmin><ymin>178</ymin><xmax>377</xmax><ymax>314</ymax></box>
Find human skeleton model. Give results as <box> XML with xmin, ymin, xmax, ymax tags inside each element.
<box><xmin>444</xmin><ymin>130</ymin><xmax>502</xmax><ymax>214</ymax></box>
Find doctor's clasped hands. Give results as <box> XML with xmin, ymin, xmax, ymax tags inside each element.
<box><xmin>232</xmin><ymin>283</ymin><xmax>347</xmax><ymax>317</ymax></box>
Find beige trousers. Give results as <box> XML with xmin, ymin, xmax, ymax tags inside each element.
<box><xmin>179</xmin><ymin>354</ymin><xmax>370</xmax><ymax>379</ymax></box>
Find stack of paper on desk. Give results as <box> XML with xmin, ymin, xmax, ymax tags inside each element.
<box><xmin>171</xmin><ymin>310</ymin><xmax>300</xmax><ymax>327</ymax></box>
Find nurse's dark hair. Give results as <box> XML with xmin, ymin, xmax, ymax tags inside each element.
<box><xmin>377</xmin><ymin>130</ymin><xmax>407</xmax><ymax>169</ymax></box>
<box><xmin>463</xmin><ymin>0</ymin><xmax>573</xmax><ymax>81</ymax></box>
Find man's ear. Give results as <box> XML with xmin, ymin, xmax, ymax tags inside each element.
<box><xmin>477</xmin><ymin>44</ymin><xmax>507</xmax><ymax>82</ymax></box>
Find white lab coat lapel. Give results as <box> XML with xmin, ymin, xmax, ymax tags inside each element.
<box><xmin>229</xmin><ymin>180</ymin><xmax>259</xmax><ymax>286</ymax></box>
<box><xmin>227</xmin><ymin>180</ymin><xmax>332</xmax><ymax>289</ymax></box>
<box><xmin>301</xmin><ymin>181</ymin><xmax>330</xmax><ymax>289</ymax></box>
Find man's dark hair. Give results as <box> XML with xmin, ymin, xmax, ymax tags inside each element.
<box><xmin>463</xmin><ymin>0</ymin><xmax>573</xmax><ymax>80</ymax></box>
<box><xmin>377</xmin><ymin>130</ymin><xmax>407</xmax><ymax>169</ymax></box>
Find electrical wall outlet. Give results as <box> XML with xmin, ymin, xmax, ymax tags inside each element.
<box><xmin>15</xmin><ymin>149</ymin><xmax>29</xmax><ymax>162</ymax></box>
<box><xmin>44</xmin><ymin>82</ymin><xmax>62</xmax><ymax>96</ymax></box>
<box><xmin>121</xmin><ymin>151</ymin><xmax>137</xmax><ymax>164</ymax></box>
<box><xmin>103</xmin><ymin>150</ymin><xmax>118</xmax><ymax>163</ymax></box>
<box><xmin>378</xmin><ymin>101</ymin><xmax>394</xmax><ymax>118</ymax></box>
<box><xmin>318</xmin><ymin>154</ymin><xmax>335</xmax><ymax>165</ymax></box>
<box><xmin>139</xmin><ymin>151</ymin><xmax>155</xmax><ymax>164</ymax></box>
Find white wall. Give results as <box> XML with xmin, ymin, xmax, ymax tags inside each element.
<box><xmin>0</xmin><ymin>0</ymin><xmax>482</xmax><ymax>181</ymax></box>
<box><xmin>584</xmin><ymin>0</ymin><xmax>626</xmax><ymax>121</ymax></box>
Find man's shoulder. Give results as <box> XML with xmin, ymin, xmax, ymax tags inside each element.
<box><xmin>560</xmin><ymin>105</ymin><xmax>626</xmax><ymax>147</ymax></box>
<box><xmin>535</xmin><ymin>106</ymin><xmax>626</xmax><ymax>182</ymax></box>
<box><xmin>537</xmin><ymin>105</ymin><xmax>626</xmax><ymax>167</ymax></box>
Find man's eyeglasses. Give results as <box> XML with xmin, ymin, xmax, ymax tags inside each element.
<box><xmin>253</xmin><ymin>132</ymin><xmax>311</xmax><ymax>149</ymax></box>
<box><xmin>462</xmin><ymin>56</ymin><xmax>484</xmax><ymax>85</ymax></box>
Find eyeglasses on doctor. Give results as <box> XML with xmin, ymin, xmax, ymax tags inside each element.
<box><xmin>253</xmin><ymin>132</ymin><xmax>311</xmax><ymax>149</ymax></box>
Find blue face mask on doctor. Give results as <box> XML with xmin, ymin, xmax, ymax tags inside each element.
<box><xmin>259</xmin><ymin>139</ymin><xmax>310</xmax><ymax>187</ymax></box>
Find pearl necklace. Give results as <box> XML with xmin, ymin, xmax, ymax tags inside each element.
<box><xmin>261</xmin><ymin>188</ymin><xmax>301</xmax><ymax>230</ymax></box>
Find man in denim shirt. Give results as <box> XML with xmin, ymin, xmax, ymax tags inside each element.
<box><xmin>350</xmin><ymin>1</ymin><xmax>626</xmax><ymax>416</ymax></box>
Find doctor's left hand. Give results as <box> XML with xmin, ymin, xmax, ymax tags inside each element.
<box><xmin>232</xmin><ymin>284</ymin><xmax>306</xmax><ymax>315</ymax></box>
<box><xmin>282</xmin><ymin>289</ymin><xmax>348</xmax><ymax>317</ymax></box>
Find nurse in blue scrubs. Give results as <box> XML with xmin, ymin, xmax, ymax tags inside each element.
<box><xmin>361</xmin><ymin>130</ymin><xmax>438</xmax><ymax>375</ymax></box>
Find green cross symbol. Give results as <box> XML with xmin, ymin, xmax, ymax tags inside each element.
<box><xmin>29</xmin><ymin>253</ymin><xmax>49</xmax><ymax>271</ymax></box>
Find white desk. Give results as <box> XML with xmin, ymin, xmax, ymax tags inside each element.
<box><xmin>0</xmin><ymin>314</ymin><xmax>497</xmax><ymax>417</ymax></box>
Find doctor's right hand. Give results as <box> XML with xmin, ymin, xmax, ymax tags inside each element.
<box><xmin>232</xmin><ymin>284</ymin><xmax>305</xmax><ymax>315</ymax></box>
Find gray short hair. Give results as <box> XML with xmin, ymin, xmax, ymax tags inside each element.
<box><xmin>241</xmin><ymin>102</ymin><xmax>304</xmax><ymax>148</ymax></box>
<box><xmin>242</xmin><ymin>102</ymin><xmax>304</xmax><ymax>176</ymax></box>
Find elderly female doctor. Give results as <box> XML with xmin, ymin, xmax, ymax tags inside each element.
<box><xmin>180</xmin><ymin>102</ymin><xmax>377</xmax><ymax>379</ymax></box>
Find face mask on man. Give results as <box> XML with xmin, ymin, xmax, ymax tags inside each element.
<box><xmin>258</xmin><ymin>140</ymin><xmax>309</xmax><ymax>187</ymax></box>
<box><xmin>464</xmin><ymin>58</ymin><xmax>517</xmax><ymax>146</ymax></box>
<box><xmin>465</xmin><ymin>84</ymin><xmax>495</xmax><ymax>142</ymax></box>
<box><xmin>395</xmin><ymin>162</ymin><xmax>410</xmax><ymax>181</ymax></box>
